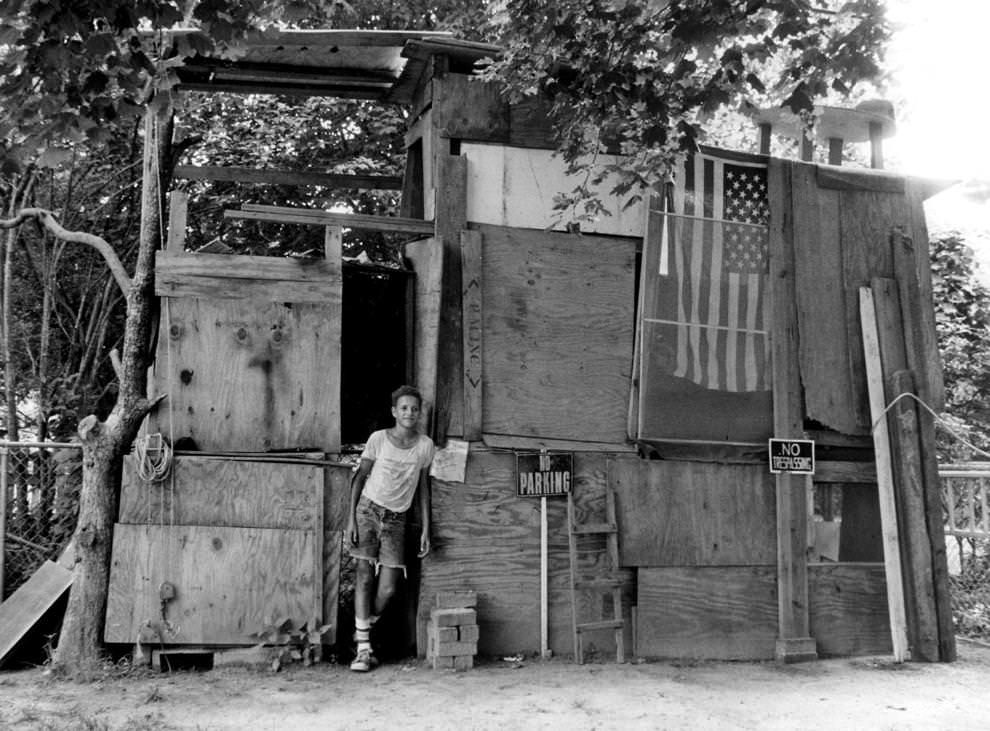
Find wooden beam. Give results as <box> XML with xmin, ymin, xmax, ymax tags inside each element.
<box><xmin>768</xmin><ymin>159</ymin><xmax>816</xmax><ymax>662</ymax></box>
<box><xmin>166</xmin><ymin>191</ymin><xmax>188</xmax><ymax>255</ymax></box>
<box><xmin>173</xmin><ymin>165</ymin><xmax>402</xmax><ymax>190</ymax></box>
<box><xmin>461</xmin><ymin>230</ymin><xmax>483</xmax><ymax>441</ymax></box>
<box><xmin>858</xmin><ymin>286</ymin><xmax>909</xmax><ymax>662</ymax></box>
<box><xmin>813</xmin><ymin>460</ymin><xmax>877</xmax><ymax>484</ymax></box>
<box><xmin>226</xmin><ymin>205</ymin><xmax>434</xmax><ymax>235</ymax></box>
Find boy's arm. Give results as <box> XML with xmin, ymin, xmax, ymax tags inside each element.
<box><xmin>347</xmin><ymin>459</ymin><xmax>374</xmax><ymax>545</ymax></box>
<box><xmin>417</xmin><ymin>466</ymin><xmax>431</xmax><ymax>558</ymax></box>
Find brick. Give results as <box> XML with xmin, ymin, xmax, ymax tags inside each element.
<box><xmin>431</xmin><ymin>655</ymin><xmax>455</xmax><ymax>670</ymax></box>
<box><xmin>458</xmin><ymin>624</ymin><xmax>479</xmax><ymax>643</ymax></box>
<box><xmin>431</xmin><ymin>608</ymin><xmax>476</xmax><ymax>627</ymax></box>
<box><xmin>432</xmin><ymin>640</ymin><xmax>477</xmax><ymax>658</ymax></box>
<box><xmin>452</xmin><ymin>655</ymin><xmax>474</xmax><ymax>671</ymax></box>
<box><xmin>437</xmin><ymin>626</ymin><xmax>459</xmax><ymax>643</ymax></box>
<box><xmin>435</xmin><ymin>590</ymin><xmax>477</xmax><ymax>609</ymax></box>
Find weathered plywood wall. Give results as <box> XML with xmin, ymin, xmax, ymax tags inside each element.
<box><xmin>120</xmin><ymin>456</ymin><xmax>323</xmax><ymax>530</ymax></box>
<box><xmin>418</xmin><ymin>449</ymin><xmax>634</xmax><ymax>657</ymax></box>
<box><xmin>479</xmin><ymin>224</ymin><xmax>636</xmax><ymax>444</ymax></box>
<box><xmin>150</xmin><ymin>251</ymin><xmax>341</xmax><ymax>452</ymax></box>
<box><xmin>611</xmin><ymin>457</ymin><xmax>776</xmax><ymax>566</ymax></box>
<box><xmin>809</xmin><ymin>563</ymin><xmax>891</xmax><ymax>657</ymax></box>
<box><xmin>105</xmin><ymin>524</ymin><xmax>320</xmax><ymax>644</ymax></box>
<box><xmin>635</xmin><ymin>567</ymin><xmax>778</xmax><ymax>660</ymax></box>
<box><xmin>791</xmin><ymin>165</ymin><xmax>942</xmax><ymax>435</ymax></box>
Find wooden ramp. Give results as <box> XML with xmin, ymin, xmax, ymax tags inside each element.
<box><xmin>0</xmin><ymin>560</ymin><xmax>73</xmax><ymax>667</ymax></box>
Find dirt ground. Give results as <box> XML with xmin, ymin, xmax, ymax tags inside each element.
<box><xmin>2</xmin><ymin>641</ymin><xmax>990</xmax><ymax>730</ymax></box>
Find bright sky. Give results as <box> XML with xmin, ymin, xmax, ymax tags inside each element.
<box><xmin>885</xmin><ymin>0</ymin><xmax>989</xmax><ymax>182</ymax></box>
<box><xmin>884</xmin><ymin>0</ymin><xmax>990</xmax><ymax>252</ymax></box>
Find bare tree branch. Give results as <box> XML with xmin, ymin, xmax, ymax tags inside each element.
<box><xmin>0</xmin><ymin>207</ymin><xmax>131</xmax><ymax>294</ymax></box>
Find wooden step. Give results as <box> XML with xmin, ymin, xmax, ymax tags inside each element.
<box><xmin>575</xmin><ymin>619</ymin><xmax>625</xmax><ymax>633</ymax></box>
<box><xmin>570</xmin><ymin>522</ymin><xmax>616</xmax><ymax>535</ymax></box>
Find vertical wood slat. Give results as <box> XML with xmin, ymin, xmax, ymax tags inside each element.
<box><xmin>433</xmin><ymin>154</ymin><xmax>468</xmax><ymax>441</ymax></box>
<box><xmin>404</xmin><ymin>238</ymin><xmax>444</xmax><ymax>434</ymax></box>
<box><xmin>769</xmin><ymin>159</ymin><xmax>816</xmax><ymax>661</ymax></box>
<box><xmin>166</xmin><ymin>190</ymin><xmax>188</xmax><ymax>255</ymax></box>
<box><xmin>461</xmin><ymin>230</ymin><xmax>483</xmax><ymax>441</ymax></box>
<box><xmin>859</xmin><ymin>286</ymin><xmax>909</xmax><ymax>662</ymax></box>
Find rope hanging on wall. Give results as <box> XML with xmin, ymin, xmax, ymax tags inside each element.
<box><xmin>134</xmin><ymin>432</ymin><xmax>173</xmax><ymax>483</ymax></box>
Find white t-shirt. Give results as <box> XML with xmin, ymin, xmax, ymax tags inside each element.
<box><xmin>360</xmin><ymin>430</ymin><xmax>435</xmax><ymax>513</ymax></box>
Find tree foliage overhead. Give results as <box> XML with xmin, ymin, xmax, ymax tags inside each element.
<box><xmin>484</xmin><ymin>0</ymin><xmax>890</xmax><ymax>219</ymax></box>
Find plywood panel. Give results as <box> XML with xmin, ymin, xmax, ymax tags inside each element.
<box><xmin>150</xmin><ymin>297</ymin><xmax>340</xmax><ymax>452</ymax></box>
<box><xmin>462</xmin><ymin>144</ymin><xmax>645</xmax><ymax>236</ymax></box>
<box><xmin>0</xmin><ymin>561</ymin><xmax>72</xmax><ymax>667</ymax></box>
<box><xmin>105</xmin><ymin>525</ymin><xmax>320</xmax><ymax>645</ymax></box>
<box><xmin>792</xmin><ymin>161</ymin><xmax>858</xmax><ymax>434</ymax></box>
<box><xmin>417</xmin><ymin>450</ymin><xmax>629</xmax><ymax>656</ymax></box>
<box><xmin>809</xmin><ymin>563</ymin><xmax>892</xmax><ymax>657</ymax></box>
<box><xmin>120</xmin><ymin>455</ymin><xmax>323</xmax><ymax>530</ymax></box>
<box><xmin>611</xmin><ymin>456</ymin><xmax>776</xmax><ymax>566</ymax></box>
<box><xmin>636</xmin><ymin>566</ymin><xmax>778</xmax><ymax>660</ymax></box>
<box><xmin>480</xmin><ymin>224</ymin><xmax>636</xmax><ymax>443</ymax></box>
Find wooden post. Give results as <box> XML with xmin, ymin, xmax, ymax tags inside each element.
<box><xmin>461</xmin><ymin>230</ymin><xmax>483</xmax><ymax>441</ymax></box>
<box><xmin>869</xmin><ymin>121</ymin><xmax>884</xmax><ymax>169</ymax></box>
<box><xmin>827</xmin><ymin>138</ymin><xmax>843</xmax><ymax>166</ymax></box>
<box><xmin>800</xmin><ymin>132</ymin><xmax>814</xmax><ymax>162</ymax></box>
<box><xmin>540</xmin><ymin>494</ymin><xmax>549</xmax><ymax>659</ymax></box>
<box><xmin>759</xmin><ymin>123</ymin><xmax>772</xmax><ymax>155</ymax></box>
<box><xmin>323</xmin><ymin>225</ymin><xmax>342</xmax><ymax>261</ymax></box>
<box><xmin>0</xmin><ymin>446</ymin><xmax>6</xmax><ymax>599</ymax></box>
<box><xmin>768</xmin><ymin>159</ymin><xmax>816</xmax><ymax>662</ymax></box>
<box><xmin>859</xmin><ymin>286</ymin><xmax>909</xmax><ymax>662</ymax></box>
<box><xmin>165</xmin><ymin>191</ymin><xmax>188</xmax><ymax>255</ymax></box>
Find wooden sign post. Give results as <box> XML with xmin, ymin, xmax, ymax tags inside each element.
<box><xmin>517</xmin><ymin>450</ymin><xmax>573</xmax><ymax>659</ymax></box>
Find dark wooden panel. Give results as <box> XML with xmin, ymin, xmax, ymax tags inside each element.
<box><xmin>105</xmin><ymin>525</ymin><xmax>320</xmax><ymax>645</ymax></box>
<box><xmin>792</xmin><ymin>161</ymin><xmax>860</xmax><ymax>434</ymax></box>
<box><xmin>508</xmin><ymin>97</ymin><xmax>557</xmax><ymax>149</ymax></box>
<box><xmin>433</xmin><ymin>74</ymin><xmax>509</xmax><ymax>142</ymax></box>
<box><xmin>809</xmin><ymin>563</ymin><xmax>892</xmax><ymax>657</ymax></box>
<box><xmin>612</xmin><ymin>456</ymin><xmax>776</xmax><ymax>566</ymax></box>
<box><xmin>120</xmin><ymin>455</ymin><xmax>323</xmax><ymax>530</ymax></box>
<box><xmin>480</xmin><ymin>224</ymin><xmax>636</xmax><ymax>443</ymax></box>
<box><xmin>636</xmin><ymin>566</ymin><xmax>778</xmax><ymax>660</ymax></box>
<box><xmin>149</xmin><ymin>297</ymin><xmax>341</xmax><ymax>452</ymax></box>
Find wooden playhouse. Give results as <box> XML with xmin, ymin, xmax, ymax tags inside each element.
<box><xmin>104</xmin><ymin>30</ymin><xmax>955</xmax><ymax>664</ymax></box>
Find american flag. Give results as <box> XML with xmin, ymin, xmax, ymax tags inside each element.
<box><xmin>649</xmin><ymin>153</ymin><xmax>771</xmax><ymax>392</ymax></box>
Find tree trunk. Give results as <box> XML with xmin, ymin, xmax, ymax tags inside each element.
<box><xmin>52</xmin><ymin>95</ymin><xmax>170</xmax><ymax>675</ymax></box>
<box><xmin>50</xmin><ymin>418</ymin><xmax>117</xmax><ymax>673</ymax></box>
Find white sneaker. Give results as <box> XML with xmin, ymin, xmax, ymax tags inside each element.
<box><xmin>350</xmin><ymin>648</ymin><xmax>378</xmax><ymax>672</ymax></box>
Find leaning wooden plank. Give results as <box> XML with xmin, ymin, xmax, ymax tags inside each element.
<box><xmin>227</xmin><ymin>206</ymin><xmax>435</xmax><ymax>235</ymax></box>
<box><xmin>858</xmin><ymin>286</ymin><xmax>909</xmax><ymax>662</ymax></box>
<box><xmin>0</xmin><ymin>560</ymin><xmax>73</xmax><ymax>667</ymax></box>
<box><xmin>173</xmin><ymin>165</ymin><xmax>402</xmax><ymax>190</ymax></box>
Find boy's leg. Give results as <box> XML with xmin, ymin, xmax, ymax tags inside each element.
<box><xmin>373</xmin><ymin>566</ymin><xmax>404</xmax><ymax>617</ymax></box>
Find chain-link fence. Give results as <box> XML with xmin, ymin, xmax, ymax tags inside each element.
<box><xmin>1</xmin><ymin>441</ymin><xmax>82</xmax><ymax>600</ymax></box>
<box><xmin>940</xmin><ymin>465</ymin><xmax>990</xmax><ymax>641</ymax></box>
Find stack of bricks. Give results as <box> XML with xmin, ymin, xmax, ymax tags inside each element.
<box><xmin>427</xmin><ymin>590</ymin><xmax>478</xmax><ymax>670</ymax></box>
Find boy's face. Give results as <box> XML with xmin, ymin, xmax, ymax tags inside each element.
<box><xmin>392</xmin><ymin>395</ymin><xmax>421</xmax><ymax>429</ymax></box>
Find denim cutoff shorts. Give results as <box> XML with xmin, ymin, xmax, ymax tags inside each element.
<box><xmin>350</xmin><ymin>494</ymin><xmax>408</xmax><ymax>572</ymax></box>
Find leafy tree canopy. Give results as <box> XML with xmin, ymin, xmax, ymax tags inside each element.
<box><xmin>484</xmin><ymin>0</ymin><xmax>890</xmax><ymax>219</ymax></box>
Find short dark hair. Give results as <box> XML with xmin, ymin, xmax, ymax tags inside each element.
<box><xmin>391</xmin><ymin>385</ymin><xmax>422</xmax><ymax>407</ymax></box>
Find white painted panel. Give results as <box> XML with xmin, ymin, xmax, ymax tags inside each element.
<box><xmin>462</xmin><ymin>143</ymin><xmax>646</xmax><ymax>236</ymax></box>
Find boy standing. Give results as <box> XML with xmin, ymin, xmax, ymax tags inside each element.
<box><xmin>347</xmin><ymin>385</ymin><xmax>434</xmax><ymax>672</ymax></box>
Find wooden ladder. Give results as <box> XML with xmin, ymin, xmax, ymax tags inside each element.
<box><xmin>567</xmin><ymin>479</ymin><xmax>625</xmax><ymax>664</ymax></box>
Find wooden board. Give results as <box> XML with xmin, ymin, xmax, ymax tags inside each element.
<box><xmin>322</xmin><ymin>531</ymin><xmax>341</xmax><ymax>646</ymax></box>
<box><xmin>461</xmin><ymin>229</ymin><xmax>483</xmax><ymax>441</ymax></box>
<box><xmin>480</xmin><ymin>224</ymin><xmax>636</xmax><ymax>443</ymax></box>
<box><xmin>404</xmin><ymin>237</ymin><xmax>443</xmax><ymax>433</ymax></box>
<box><xmin>155</xmin><ymin>251</ymin><xmax>341</xmax><ymax>303</ymax></box>
<box><xmin>104</xmin><ymin>525</ymin><xmax>321</xmax><ymax>645</ymax></box>
<box><xmin>792</xmin><ymin>161</ymin><xmax>858</xmax><ymax>434</ymax></box>
<box><xmin>120</xmin><ymin>455</ymin><xmax>323</xmax><ymax>530</ymax></box>
<box><xmin>433</xmin><ymin>73</ymin><xmax>509</xmax><ymax>142</ymax></box>
<box><xmin>611</xmin><ymin>456</ymin><xmax>776</xmax><ymax>567</ymax></box>
<box><xmin>809</xmin><ymin>564</ymin><xmax>892</xmax><ymax>657</ymax></box>
<box><xmin>0</xmin><ymin>561</ymin><xmax>72</xmax><ymax>667</ymax></box>
<box><xmin>150</xmin><ymin>297</ymin><xmax>340</xmax><ymax>452</ymax></box>
<box><xmin>635</xmin><ymin>566</ymin><xmax>778</xmax><ymax>660</ymax></box>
